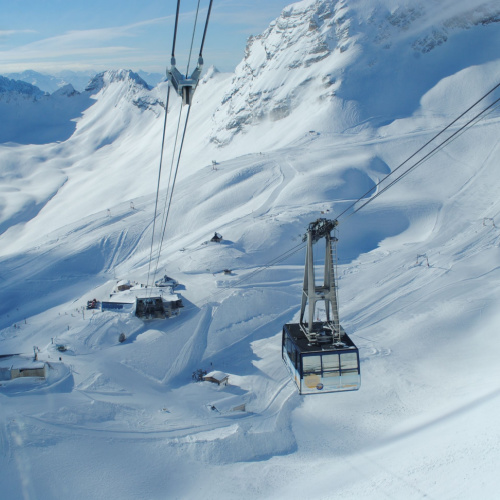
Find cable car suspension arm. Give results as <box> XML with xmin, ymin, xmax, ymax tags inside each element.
<box><xmin>167</xmin><ymin>0</ymin><xmax>214</xmax><ymax>106</ymax></box>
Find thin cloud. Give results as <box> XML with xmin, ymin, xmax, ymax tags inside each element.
<box><xmin>0</xmin><ymin>16</ymin><xmax>173</xmax><ymax>67</ymax></box>
<box><xmin>22</xmin><ymin>17</ymin><xmax>173</xmax><ymax>48</ymax></box>
<box><xmin>0</xmin><ymin>5</ymin><xmax>243</xmax><ymax>73</ymax></box>
<box><xmin>0</xmin><ymin>29</ymin><xmax>37</xmax><ymax>36</ymax></box>
<box><xmin>1</xmin><ymin>10</ymin><xmax>203</xmax><ymax>55</ymax></box>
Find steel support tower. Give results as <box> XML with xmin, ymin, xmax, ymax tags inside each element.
<box><xmin>299</xmin><ymin>218</ymin><xmax>341</xmax><ymax>343</ymax></box>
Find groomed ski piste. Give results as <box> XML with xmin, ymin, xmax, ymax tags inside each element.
<box><xmin>1</xmin><ymin>1</ymin><xmax>500</xmax><ymax>498</ymax></box>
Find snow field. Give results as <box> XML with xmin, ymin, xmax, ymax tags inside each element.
<box><xmin>1</xmin><ymin>0</ymin><xmax>500</xmax><ymax>497</ymax></box>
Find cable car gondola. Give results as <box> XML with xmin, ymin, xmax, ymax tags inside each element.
<box><xmin>282</xmin><ymin>219</ymin><xmax>360</xmax><ymax>395</ymax></box>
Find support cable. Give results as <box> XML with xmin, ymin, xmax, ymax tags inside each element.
<box><xmin>147</xmin><ymin>0</ymin><xmax>213</xmax><ymax>290</ymax></box>
<box><xmin>199</xmin><ymin>0</ymin><xmax>214</xmax><ymax>57</ymax></box>
<box><xmin>146</xmin><ymin>1</ymin><xmax>183</xmax><ymax>289</ymax></box>
<box><xmin>150</xmin><ymin>104</ymin><xmax>193</xmax><ymax>288</ymax></box>
<box><xmin>172</xmin><ymin>0</ymin><xmax>181</xmax><ymax>58</ymax></box>
<box><xmin>186</xmin><ymin>0</ymin><xmax>201</xmax><ymax>75</ymax></box>
<box><xmin>343</xmin><ymin>95</ymin><xmax>500</xmax><ymax>219</ymax></box>
<box><xmin>148</xmin><ymin>102</ymin><xmax>185</xmax><ymax>292</ymax></box>
<box><xmin>335</xmin><ymin>81</ymin><xmax>500</xmax><ymax>220</ymax></box>
<box><xmin>146</xmin><ymin>84</ymin><xmax>172</xmax><ymax>289</ymax></box>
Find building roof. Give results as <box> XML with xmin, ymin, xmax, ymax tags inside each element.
<box><xmin>0</xmin><ymin>356</ymin><xmax>46</xmax><ymax>370</ymax></box>
<box><xmin>204</xmin><ymin>371</ymin><xmax>229</xmax><ymax>382</ymax></box>
<box><xmin>108</xmin><ymin>287</ymin><xmax>180</xmax><ymax>305</ymax></box>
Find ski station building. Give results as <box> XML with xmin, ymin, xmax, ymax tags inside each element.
<box><xmin>0</xmin><ymin>355</ymin><xmax>47</xmax><ymax>381</ymax></box>
<box><xmin>101</xmin><ymin>282</ymin><xmax>183</xmax><ymax>319</ymax></box>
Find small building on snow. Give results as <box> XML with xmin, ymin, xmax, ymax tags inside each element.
<box><xmin>210</xmin><ymin>232</ymin><xmax>223</xmax><ymax>243</ymax></box>
<box><xmin>0</xmin><ymin>356</ymin><xmax>47</xmax><ymax>381</ymax></box>
<box><xmin>116</xmin><ymin>279</ymin><xmax>133</xmax><ymax>292</ymax></box>
<box><xmin>203</xmin><ymin>370</ymin><xmax>229</xmax><ymax>386</ymax></box>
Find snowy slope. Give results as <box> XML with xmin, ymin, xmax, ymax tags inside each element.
<box><xmin>1</xmin><ymin>1</ymin><xmax>500</xmax><ymax>499</ymax></box>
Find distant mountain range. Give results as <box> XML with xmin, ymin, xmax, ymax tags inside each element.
<box><xmin>2</xmin><ymin>69</ymin><xmax>165</xmax><ymax>93</ymax></box>
<box><xmin>1</xmin><ymin>0</ymin><xmax>498</xmax><ymax>149</ymax></box>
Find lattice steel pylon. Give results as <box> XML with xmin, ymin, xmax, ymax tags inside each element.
<box><xmin>299</xmin><ymin>218</ymin><xmax>341</xmax><ymax>343</ymax></box>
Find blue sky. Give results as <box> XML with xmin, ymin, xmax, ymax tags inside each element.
<box><xmin>0</xmin><ymin>0</ymin><xmax>293</xmax><ymax>75</ymax></box>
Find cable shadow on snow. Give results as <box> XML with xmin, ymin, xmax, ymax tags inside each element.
<box><xmin>372</xmin><ymin>387</ymin><xmax>500</xmax><ymax>450</ymax></box>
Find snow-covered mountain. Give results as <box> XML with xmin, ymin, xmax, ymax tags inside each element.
<box><xmin>211</xmin><ymin>0</ymin><xmax>500</xmax><ymax>145</ymax></box>
<box><xmin>4</xmin><ymin>69</ymin><xmax>165</xmax><ymax>93</ymax></box>
<box><xmin>0</xmin><ymin>70</ymin><xmax>156</xmax><ymax>145</ymax></box>
<box><xmin>0</xmin><ymin>75</ymin><xmax>46</xmax><ymax>97</ymax></box>
<box><xmin>84</xmin><ymin>69</ymin><xmax>151</xmax><ymax>93</ymax></box>
<box><xmin>1</xmin><ymin>1</ymin><xmax>500</xmax><ymax>499</ymax></box>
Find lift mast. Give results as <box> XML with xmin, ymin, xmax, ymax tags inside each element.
<box><xmin>299</xmin><ymin>218</ymin><xmax>341</xmax><ymax>344</ymax></box>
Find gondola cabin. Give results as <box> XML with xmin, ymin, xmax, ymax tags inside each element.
<box><xmin>282</xmin><ymin>218</ymin><xmax>361</xmax><ymax>395</ymax></box>
<box><xmin>282</xmin><ymin>322</ymin><xmax>360</xmax><ymax>395</ymax></box>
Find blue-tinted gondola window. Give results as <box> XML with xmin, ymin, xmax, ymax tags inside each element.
<box><xmin>286</xmin><ymin>338</ymin><xmax>293</xmax><ymax>360</ymax></box>
<box><xmin>322</xmin><ymin>353</ymin><xmax>339</xmax><ymax>371</ymax></box>
<box><xmin>340</xmin><ymin>352</ymin><xmax>358</xmax><ymax>371</ymax></box>
<box><xmin>322</xmin><ymin>353</ymin><xmax>340</xmax><ymax>379</ymax></box>
<box><xmin>340</xmin><ymin>352</ymin><xmax>359</xmax><ymax>386</ymax></box>
<box><xmin>303</xmin><ymin>355</ymin><xmax>321</xmax><ymax>375</ymax></box>
<box><xmin>285</xmin><ymin>337</ymin><xmax>299</xmax><ymax>370</ymax></box>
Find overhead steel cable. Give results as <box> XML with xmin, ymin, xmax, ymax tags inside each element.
<box><xmin>148</xmin><ymin>102</ymin><xmax>185</xmax><ymax>292</ymax></box>
<box><xmin>150</xmin><ymin>105</ymin><xmax>193</xmax><ymax>288</ymax></box>
<box><xmin>342</xmin><ymin>93</ymin><xmax>500</xmax><ymax>219</ymax></box>
<box><xmin>146</xmin><ymin>1</ymin><xmax>186</xmax><ymax>289</ymax></box>
<box><xmin>146</xmin><ymin>0</ymin><xmax>185</xmax><ymax>290</ymax></box>
<box><xmin>199</xmin><ymin>0</ymin><xmax>214</xmax><ymax>57</ymax></box>
<box><xmin>148</xmin><ymin>0</ymin><xmax>213</xmax><ymax>290</ymax></box>
<box><xmin>146</xmin><ymin>85</ymin><xmax>172</xmax><ymax>289</ymax></box>
<box><xmin>172</xmin><ymin>0</ymin><xmax>181</xmax><ymax>58</ymax></box>
<box><xmin>335</xmin><ymin>81</ymin><xmax>500</xmax><ymax>220</ymax></box>
<box><xmin>186</xmin><ymin>0</ymin><xmax>201</xmax><ymax>75</ymax></box>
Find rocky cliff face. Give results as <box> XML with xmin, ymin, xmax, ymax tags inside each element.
<box><xmin>85</xmin><ymin>69</ymin><xmax>151</xmax><ymax>93</ymax></box>
<box><xmin>210</xmin><ymin>0</ymin><xmax>353</xmax><ymax>145</ymax></box>
<box><xmin>209</xmin><ymin>0</ymin><xmax>500</xmax><ymax>146</ymax></box>
<box><xmin>365</xmin><ymin>1</ymin><xmax>500</xmax><ymax>54</ymax></box>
